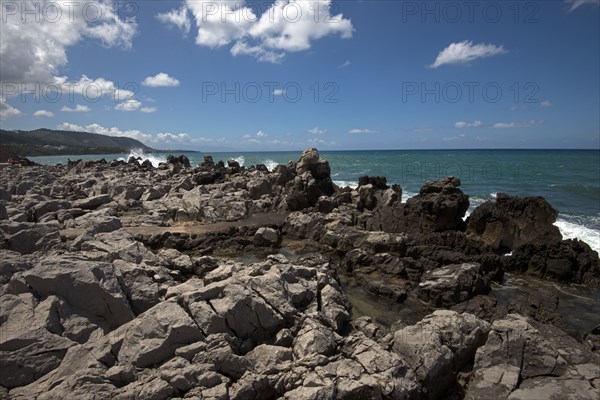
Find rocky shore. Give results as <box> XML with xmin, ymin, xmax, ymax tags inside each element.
<box><xmin>1</xmin><ymin>148</ymin><xmax>599</xmax><ymax>399</ymax></box>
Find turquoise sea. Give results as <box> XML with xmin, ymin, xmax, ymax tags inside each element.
<box><xmin>30</xmin><ymin>149</ymin><xmax>600</xmax><ymax>254</ymax></box>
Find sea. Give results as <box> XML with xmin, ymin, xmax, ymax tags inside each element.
<box><xmin>30</xmin><ymin>149</ymin><xmax>600</xmax><ymax>255</ymax></box>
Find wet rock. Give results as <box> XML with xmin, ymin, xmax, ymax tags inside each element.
<box><xmin>466</xmin><ymin>193</ymin><xmax>562</xmax><ymax>252</ymax></box>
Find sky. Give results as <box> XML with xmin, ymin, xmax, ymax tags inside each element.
<box><xmin>0</xmin><ymin>0</ymin><xmax>599</xmax><ymax>151</ymax></box>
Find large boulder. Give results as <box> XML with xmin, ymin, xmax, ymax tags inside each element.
<box><xmin>393</xmin><ymin>310</ymin><xmax>490</xmax><ymax>399</ymax></box>
<box><xmin>466</xmin><ymin>193</ymin><xmax>562</xmax><ymax>252</ymax></box>
<box><xmin>367</xmin><ymin>177</ymin><xmax>469</xmax><ymax>235</ymax></box>
<box><xmin>504</xmin><ymin>239</ymin><xmax>600</xmax><ymax>285</ymax></box>
<box><xmin>16</xmin><ymin>256</ymin><xmax>134</xmax><ymax>329</ymax></box>
<box><xmin>417</xmin><ymin>262</ymin><xmax>498</xmax><ymax>307</ymax></box>
<box><xmin>111</xmin><ymin>300</ymin><xmax>204</xmax><ymax>368</ymax></box>
<box><xmin>466</xmin><ymin>314</ymin><xmax>600</xmax><ymax>400</ymax></box>
<box><xmin>283</xmin><ymin>149</ymin><xmax>335</xmax><ymax>211</ymax></box>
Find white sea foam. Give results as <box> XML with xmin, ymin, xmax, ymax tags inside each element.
<box><xmin>231</xmin><ymin>155</ymin><xmax>245</xmax><ymax>166</ymax></box>
<box><xmin>333</xmin><ymin>180</ymin><xmax>358</xmax><ymax>189</ymax></box>
<box><xmin>118</xmin><ymin>149</ymin><xmax>165</xmax><ymax>168</ymax></box>
<box><xmin>555</xmin><ymin>218</ymin><xmax>600</xmax><ymax>255</ymax></box>
<box><xmin>261</xmin><ymin>159</ymin><xmax>279</xmax><ymax>172</ymax></box>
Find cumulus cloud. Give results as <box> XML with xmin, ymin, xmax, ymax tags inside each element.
<box><xmin>156</xmin><ymin>6</ymin><xmax>191</xmax><ymax>35</ymax></box>
<box><xmin>492</xmin><ymin>120</ymin><xmax>543</xmax><ymax>129</ymax></box>
<box><xmin>142</xmin><ymin>73</ymin><xmax>180</xmax><ymax>87</ymax></box>
<box><xmin>56</xmin><ymin>122</ymin><xmax>152</xmax><ymax>142</ymax></box>
<box><xmin>158</xmin><ymin>0</ymin><xmax>353</xmax><ymax>63</ymax></box>
<box><xmin>0</xmin><ymin>1</ymin><xmax>137</xmax><ymax>85</ymax></box>
<box><xmin>455</xmin><ymin>120</ymin><xmax>483</xmax><ymax>128</ymax></box>
<box><xmin>56</xmin><ymin>122</ymin><xmax>195</xmax><ymax>146</ymax></box>
<box><xmin>0</xmin><ymin>100</ymin><xmax>22</xmax><ymax>119</ymax></box>
<box><xmin>567</xmin><ymin>0</ymin><xmax>599</xmax><ymax>11</ymax></box>
<box><xmin>115</xmin><ymin>99</ymin><xmax>142</xmax><ymax>112</ymax></box>
<box><xmin>348</xmin><ymin>129</ymin><xmax>376</xmax><ymax>134</ymax></box>
<box><xmin>53</xmin><ymin>75</ymin><xmax>135</xmax><ymax>102</ymax></box>
<box><xmin>33</xmin><ymin>110</ymin><xmax>54</xmax><ymax>117</ymax></box>
<box><xmin>540</xmin><ymin>100</ymin><xmax>552</xmax><ymax>108</ymax></box>
<box><xmin>429</xmin><ymin>40</ymin><xmax>506</xmax><ymax>68</ymax></box>
<box><xmin>61</xmin><ymin>104</ymin><xmax>90</xmax><ymax>113</ymax></box>
<box><xmin>308</xmin><ymin>127</ymin><xmax>327</xmax><ymax>135</ymax></box>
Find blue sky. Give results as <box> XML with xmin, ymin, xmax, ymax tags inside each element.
<box><xmin>1</xmin><ymin>0</ymin><xmax>599</xmax><ymax>150</ymax></box>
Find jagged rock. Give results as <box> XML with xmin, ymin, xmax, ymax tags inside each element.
<box><xmin>247</xmin><ymin>176</ymin><xmax>272</xmax><ymax>200</ymax></box>
<box><xmin>201</xmin><ymin>155</ymin><xmax>215</xmax><ymax>167</ymax></box>
<box><xmin>505</xmin><ymin>239</ymin><xmax>600</xmax><ymax>285</ymax></box>
<box><xmin>293</xmin><ymin>318</ymin><xmax>337</xmax><ymax>359</ymax></box>
<box><xmin>166</xmin><ymin>155</ymin><xmax>191</xmax><ymax>168</ymax></box>
<box><xmin>466</xmin><ymin>314</ymin><xmax>600</xmax><ymax>400</ymax></box>
<box><xmin>417</xmin><ymin>262</ymin><xmax>497</xmax><ymax>307</ymax></box>
<box><xmin>367</xmin><ymin>177</ymin><xmax>469</xmax><ymax>235</ymax></box>
<box><xmin>1</xmin><ymin>222</ymin><xmax>61</xmax><ymax>254</ymax></box>
<box><xmin>253</xmin><ymin>227</ymin><xmax>282</xmax><ymax>247</ymax></box>
<box><xmin>358</xmin><ymin>176</ymin><xmax>389</xmax><ymax>190</ymax></box>
<box><xmin>0</xmin><ymin>202</ymin><xmax>7</xmax><ymax>220</ymax></box>
<box><xmin>15</xmin><ymin>256</ymin><xmax>134</xmax><ymax>329</ymax></box>
<box><xmin>0</xmin><ymin>294</ymin><xmax>75</xmax><ymax>388</ymax></box>
<box><xmin>466</xmin><ymin>193</ymin><xmax>562</xmax><ymax>252</ymax></box>
<box><xmin>112</xmin><ymin>300</ymin><xmax>204</xmax><ymax>368</ymax></box>
<box><xmin>72</xmin><ymin>194</ymin><xmax>111</xmax><ymax>210</ymax></box>
<box><xmin>393</xmin><ymin>310</ymin><xmax>490</xmax><ymax>399</ymax></box>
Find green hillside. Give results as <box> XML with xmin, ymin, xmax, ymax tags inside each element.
<box><xmin>0</xmin><ymin>128</ymin><xmax>157</xmax><ymax>157</ymax></box>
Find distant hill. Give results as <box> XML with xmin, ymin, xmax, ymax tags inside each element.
<box><xmin>0</xmin><ymin>128</ymin><xmax>157</xmax><ymax>158</ymax></box>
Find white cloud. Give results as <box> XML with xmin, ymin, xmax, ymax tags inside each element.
<box><xmin>0</xmin><ymin>1</ymin><xmax>137</xmax><ymax>85</ymax></box>
<box><xmin>115</xmin><ymin>99</ymin><xmax>142</xmax><ymax>112</ymax></box>
<box><xmin>53</xmin><ymin>75</ymin><xmax>135</xmax><ymax>102</ymax></box>
<box><xmin>273</xmin><ymin>89</ymin><xmax>286</xmax><ymax>95</ymax></box>
<box><xmin>159</xmin><ymin>0</ymin><xmax>353</xmax><ymax>63</ymax></box>
<box><xmin>155</xmin><ymin>132</ymin><xmax>191</xmax><ymax>144</ymax></box>
<box><xmin>56</xmin><ymin>122</ymin><xmax>196</xmax><ymax>147</ymax></box>
<box><xmin>0</xmin><ymin>100</ymin><xmax>22</xmax><ymax>119</ymax></box>
<box><xmin>230</xmin><ymin>41</ymin><xmax>285</xmax><ymax>63</ymax></box>
<box><xmin>339</xmin><ymin>60</ymin><xmax>351</xmax><ymax>68</ymax></box>
<box><xmin>33</xmin><ymin>110</ymin><xmax>54</xmax><ymax>118</ymax></box>
<box><xmin>141</xmin><ymin>107</ymin><xmax>157</xmax><ymax>113</ymax></box>
<box><xmin>56</xmin><ymin>122</ymin><xmax>153</xmax><ymax>143</ymax></box>
<box><xmin>156</xmin><ymin>6</ymin><xmax>191</xmax><ymax>35</ymax></box>
<box><xmin>567</xmin><ymin>0</ymin><xmax>599</xmax><ymax>11</ymax></box>
<box><xmin>455</xmin><ymin>120</ymin><xmax>483</xmax><ymax>128</ymax></box>
<box><xmin>142</xmin><ymin>73</ymin><xmax>180</xmax><ymax>87</ymax></box>
<box><xmin>308</xmin><ymin>127</ymin><xmax>327</xmax><ymax>135</ymax></box>
<box><xmin>492</xmin><ymin>120</ymin><xmax>544</xmax><ymax>129</ymax></box>
<box><xmin>242</xmin><ymin>134</ymin><xmax>252</xmax><ymax>139</ymax></box>
<box><xmin>256</xmin><ymin>130</ymin><xmax>267</xmax><ymax>138</ymax></box>
<box><xmin>540</xmin><ymin>100</ymin><xmax>552</xmax><ymax>108</ymax></box>
<box><xmin>429</xmin><ymin>40</ymin><xmax>506</xmax><ymax>68</ymax></box>
<box><xmin>61</xmin><ymin>104</ymin><xmax>90</xmax><ymax>113</ymax></box>
<box><xmin>348</xmin><ymin>129</ymin><xmax>376</xmax><ymax>134</ymax></box>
